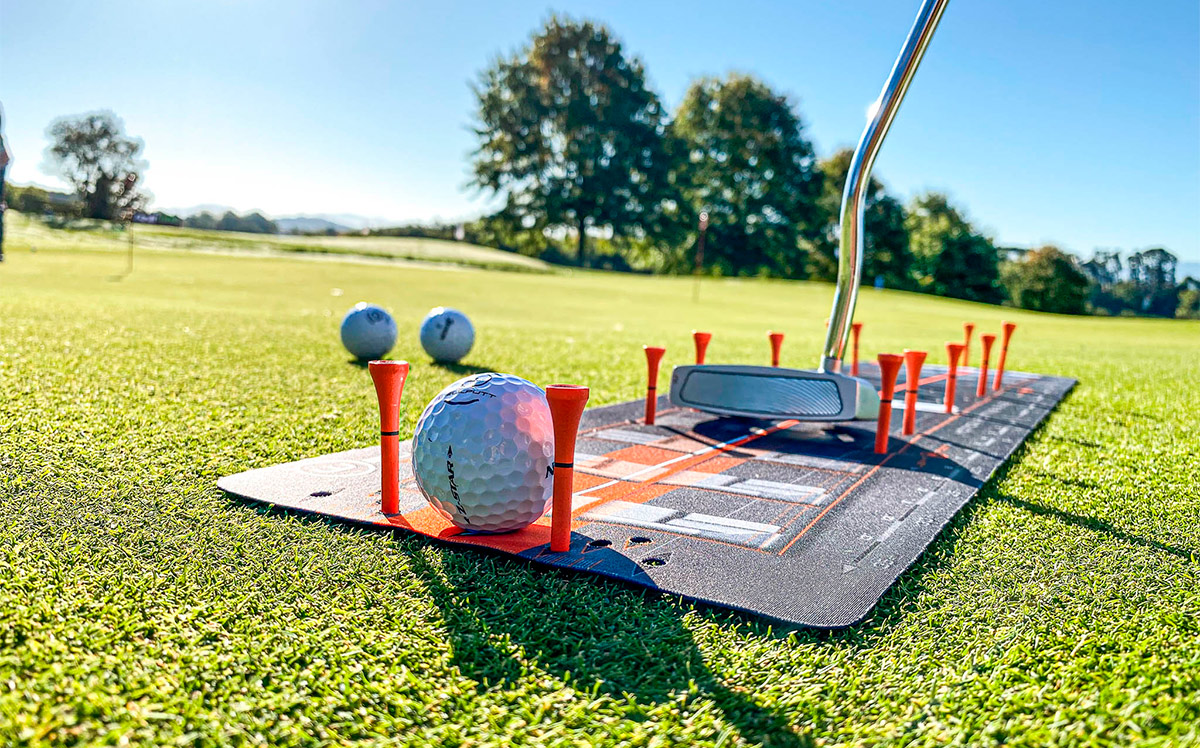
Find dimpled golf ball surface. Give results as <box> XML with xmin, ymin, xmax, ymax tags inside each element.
<box><xmin>340</xmin><ymin>302</ymin><xmax>397</xmax><ymax>360</ymax></box>
<box><xmin>413</xmin><ymin>373</ymin><xmax>553</xmax><ymax>533</ymax></box>
<box><xmin>419</xmin><ymin>307</ymin><xmax>474</xmax><ymax>363</ymax></box>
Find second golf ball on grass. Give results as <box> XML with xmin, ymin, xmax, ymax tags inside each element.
<box><xmin>420</xmin><ymin>307</ymin><xmax>474</xmax><ymax>363</ymax></box>
<box><xmin>412</xmin><ymin>373</ymin><xmax>553</xmax><ymax>533</ymax></box>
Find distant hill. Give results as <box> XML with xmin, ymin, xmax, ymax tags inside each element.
<box><xmin>277</xmin><ymin>213</ymin><xmax>388</xmax><ymax>231</ymax></box>
<box><xmin>160</xmin><ymin>206</ymin><xmax>384</xmax><ymax>233</ymax></box>
<box><xmin>275</xmin><ymin>217</ymin><xmax>351</xmax><ymax>234</ymax></box>
<box><xmin>164</xmin><ymin>203</ymin><xmax>242</xmax><ymax>218</ymax></box>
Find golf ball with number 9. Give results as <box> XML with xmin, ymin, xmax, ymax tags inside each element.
<box><xmin>419</xmin><ymin>307</ymin><xmax>475</xmax><ymax>363</ymax></box>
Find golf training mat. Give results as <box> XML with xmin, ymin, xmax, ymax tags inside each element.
<box><xmin>219</xmin><ymin>363</ymin><xmax>1074</xmax><ymax>629</ymax></box>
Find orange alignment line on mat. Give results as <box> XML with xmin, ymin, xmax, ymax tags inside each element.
<box><xmin>910</xmin><ymin>372</ymin><xmax>949</xmax><ymax>387</ymax></box>
<box><xmin>570</xmin><ymin>419</ymin><xmax>799</xmax><ymax>519</ymax></box>
<box><xmin>776</xmin><ymin>382</ymin><xmax>1016</xmax><ymax>555</ymax></box>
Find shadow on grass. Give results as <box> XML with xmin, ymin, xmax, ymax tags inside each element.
<box><xmin>347</xmin><ymin>360</ymin><xmax>496</xmax><ymax>375</ymax></box>
<box><xmin>429</xmin><ymin>361</ymin><xmax>495</xmax><ymax>376</ymax></box>
<box><xmin>993</xmin><ymin>493</ymin><xmax>1196</xmax><ymax>561</ymax></box>
<box><xmin>223</xmin><ymin>435</ymin><xmax>1070</xmax><ymax>746</ymax></box>
<box><xmin>1045</xmin><ymin>434</ymin><xmax>1101</xmax><ymax>449</ymax></box>
<box><xmin>233</xmin><ymin>491</ymin><xmax>819</xmax><ymax>743</ymax></box>
<box><xmin>1025</xmin><ymin>468</ymin><xmax>1104</xmax><ymax>492</ymax></box>
<box><xmin>223</xmin><ymin>388</ymin><xmax>1106</xmax><ymax>743</ymax></box>
<box><xmin>396</xmin><ymin>543</ymin><xmax>810</xmax><ymax>747</ymax></box>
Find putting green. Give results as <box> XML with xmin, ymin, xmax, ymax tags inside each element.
<box><xmin>1</xmin><ymin>227</ymin><xmax>1197</xmax><ymax>746</ymax></box>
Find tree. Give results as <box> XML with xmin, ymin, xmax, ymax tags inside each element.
<box><xmin>1127</xmin><ymin>247</ymin><xmax>1178</xmax><ymax>317</ymax></box>
<box><xmin>186</xmin><ymin>211</ymin><xmax>218</xmax><ymax>231</ymax></box>
<box><xmin>999</xmin><ymin>245</ymin><xmax>1090</xmax><ymax>314</ymax></box>
<box><xmin>1080</xmin><ymin>249</ymin><xmax>1125</xmax><ymax>314</ymax></box>
<box><xmin>43</xmin><ymin>111</ymin><xmax>147</xmax><ymax>220</ymax></box>
<box><xmin>672</xmin><ymin>74</ymin><xmax>824</xmax><ymax>278</ymax></box>
<box><xmin>1081</xmin><ymin>249</ymin><xmax>1122</xmax><ymax>289</ymax></box>
<box><xmin>905</xmin><ymin>192</ymin><xmax>1001</xmax><ymax>303</ymax></box>
<box><xmin>813</xmin><ymin>148</ymin><xmax>911</xmax><ymax>287</ymax></box>
<box><xmin>181</xmin><ymin>210</ymin><xmax>277</xmax><ymax>234</ymax></box>
<box><xmin>470</xmin><ymin>16</ymin><xmax>676</xmax><ymax>267</ymax></box>
<box><xmin>1176</xmin><ymin>283</ymin><xmax>1200</xmax><ymax>320</ymax></box>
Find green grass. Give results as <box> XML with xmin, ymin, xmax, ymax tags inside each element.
<box><xmin>8</xmin><ymin>212</ymin><xmax>552</xmax><ymax>272</ymax></box>
<box><xmin>1</xmin><ymin>227</ymin><xmax>1198</xmax><ymax>747</ymax></box>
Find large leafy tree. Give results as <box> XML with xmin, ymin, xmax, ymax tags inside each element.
<box><xmin>44</xmin><ymin>111</ymin><xmax>147</xmax><ymax>220</ymax></box>
<box><xmin>999</xmin><ymin>245</ymin><xmax>1090</xmax><ymax>314</ymax></box>
<box><xmin>812</xmin><ymin>148</ymin><xmax>912</xmax><ymax>288</ymax></box>
<box><xmin>470</xmin><ymin>16</ymin><xmax>676</xmax><ymax>267</ymax></box>
<box><xmin>905</xmin><ymin>192</ymin><xmax>1001</xmax><ymax>303</ymax></box>
<box><xmin>672</xmin><ymin>74</ymin><xmax>823</xmax><ymax>278</ymax></box>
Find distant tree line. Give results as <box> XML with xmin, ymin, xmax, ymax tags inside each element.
<box><xmin>4</xmin><ymin>183</ymin><xmax>80</xmax><ymax>216</ymax></box>
<box><xmin>6</xmin><ymin>179</ymin><xmax>279</xmax><ymax>236</ymax></box>
<box><xmin>11</xmin><ymin>38</ymin><xmax>1195</xmax><ymax>320</ymax></box>
<box><xmin>439</xmin><ymin>15</ymin><xmax>1196</xmax><ymax>319</ymax></box>
<box><xmin>181</xmin><ymin>210</ymin><xmax>278</xmax><ymax>234</ymax></box>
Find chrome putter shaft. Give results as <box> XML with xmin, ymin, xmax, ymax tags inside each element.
<box><xmin>670</xmin><ymin>0</ymin><xmax>949</xmax><ymax>421</ymax></box>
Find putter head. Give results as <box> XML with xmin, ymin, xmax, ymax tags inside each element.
<box><xmin>668</xmin><ymin>364</ymin><xmax>880</xmax><ymax>422</ymax></box>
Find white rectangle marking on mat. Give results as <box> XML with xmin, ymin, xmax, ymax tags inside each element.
<box><xmin>675</xmin><ymin>513</ymin><xmax>779</xmax><ymax>533</ymax></box>
<box><xmin>592</xmin><ymin>428</ymin><xmax>661</xmax><ymax>445</ymax></box>
<box><xmin>583</xmin><ymin>500</ymin><xmax>676</xmax><ymax>523</ymax></box>
<box><xmin>665</xmin><ymin>472</ymin><xmax>739</xmax><ymax>489</ymax></box>
<box><xmin>891</xmin><ymin>399</ymin><xmax>953</xmax><ymax>413</ymax></box>
<box><xmin>758</xmin><ymin>452</ymin><xmax>863</xmax><ymax>473</ymax></box>
<box><xmin>580</xmin><ymin>502</ymin><xmax>780</xmax><ymax>548</ymax></box>
<box><xmin>730</xmin><ymin>479</ymin><xmax>825</xmax><ymax>503</ymax></box>
<box><xmin>668</xmin><ymin>517</ymin><xmax>778</xmax><ymax>543</ymax></box>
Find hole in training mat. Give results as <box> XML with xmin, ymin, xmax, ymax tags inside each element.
<box><xmin>643</xmin><ymin>557</ymin><xmax>667</xmax><ymax>567</ymax></box>
<box><xmin>310</xmin><ymin>491</ymin><xmax>332</xmax><ymax>497</ymax></box>
<box><xmin>629</xmin><ymin>536</ymin><xmax>652</xmax><ymax>546</ymax></box>
<box><xmin>587</xmin><ymin>539</ymin><xmax>612</xmax><ymax>549</ymax></box>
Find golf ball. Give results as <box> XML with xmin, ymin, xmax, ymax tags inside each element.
<box><xmin>340</xmin><ymin>302</ymin><xmax>397</xmax><ymax>360</ymax></box>
<box><xmin>412</xmin><ymin>373</ymin><xmax>553</xmax><ymax>533</ymax></box>
<box><xmin>419</xmin><ymin>307</ymin><xmax>474</xmax><ymax>363</ymax></box>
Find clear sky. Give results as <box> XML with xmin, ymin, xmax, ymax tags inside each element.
<box><xmin>2</xmin><ymin>0</ymin><xmax>1197</xmax><ymax>260</ymax></box>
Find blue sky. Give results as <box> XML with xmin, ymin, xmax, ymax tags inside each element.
<box><xmin>2</xmin><ymin>0</ymin><xmax>1197</xmax><ymax>261</ymax></box>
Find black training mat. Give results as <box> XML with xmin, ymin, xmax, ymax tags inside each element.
<box><xmin>219</xmin><ymin>363</ymin><xmax>1075</xmax><ymax>628</ymax></box>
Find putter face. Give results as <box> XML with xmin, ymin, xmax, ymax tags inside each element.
<box><xmin>669</xmin><ymin>365</ymin><xmax>880</xmax><ymax>422</ymax></box>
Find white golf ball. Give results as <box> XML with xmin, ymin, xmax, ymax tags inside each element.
<box><xmin>340</xmin><ymin>302</ymin><xmax>397</xmax><ymax>360</ymax></box>
<box><xmin>412</xmin><ymin>373</ymin><xmax>553</xmax><ymax>533</ymax></box>
<box><xmin>419</xmin><ymin>307</ymin><xmax>474</xmax><ymax>363</ymax></box>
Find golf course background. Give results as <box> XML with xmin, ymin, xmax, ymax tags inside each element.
<box><xmin>1</xmin><ymin>220</ymin><xmax>1197</xmax><ymax>746</ymax></box>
